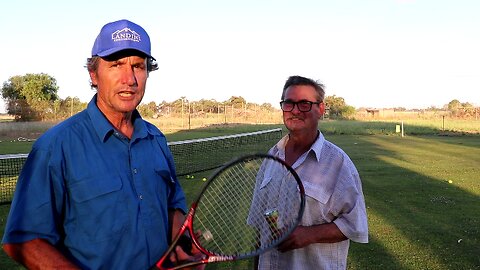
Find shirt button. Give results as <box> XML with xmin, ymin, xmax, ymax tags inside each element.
<box><xmin>133</xmin><ymin>168</ymin><xmax>138</xmax><ymax>174</ymax></box>
<box><xmin>139</xmin><ymin>195</ymin><xmax>143</xmax><ymax>200</ymax></box>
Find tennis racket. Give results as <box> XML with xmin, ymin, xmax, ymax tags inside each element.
<box><xmin>154</xmin><ymin>154</ymin><xmax>305</xmax><ymax>269</ymax></box>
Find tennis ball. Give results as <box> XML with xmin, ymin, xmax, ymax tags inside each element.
<box><xmin>186</xmin><ymin>175</ymin><xmax>191</xmax><ymax>179</ymax></box>
<box><xmin>190</xmin><ymin>175</ymin><xmax>195</xmax><ymax>179</ymax></box>
<box><xmin>202</xmin><ymin>177</ymin><xmax>207</xmax><ymax>181</ymax></box>
<box><xmin>448</xmin><ymin>180</ymin><xmax>453</xmax><ymax>184</ymax></box>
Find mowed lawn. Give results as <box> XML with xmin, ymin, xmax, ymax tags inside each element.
<box><xmin>331</xmin><ymin>135</ymin><xmax>479</xmax><ymax>270</ymax></box>
<box><xmin>0</xmin><ymin>132</ymin><xmax>479</xmax><ymax>269</ymax></box>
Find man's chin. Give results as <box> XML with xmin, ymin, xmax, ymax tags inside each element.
<box><xmin>117</xmin><ymin>100</ymin><xmax>141</xmax><ymax>112</ymax></box>
<box><xmin>285</xmin><ymin>120</ymin><xmax>304</xmax><ymax>128</ymax></box>
<box><xmin>286</xmin><ymin>124</ymin><xmax>303</xmax><ymax>132</ymax></box>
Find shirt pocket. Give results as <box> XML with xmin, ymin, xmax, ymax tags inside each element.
<box><xmin>302</xmin><ymin>181</ymin><xmax>331</xmax><ymax>204</ymax></box>
<box><xmin>301</xmin><ymin>181</ymin><xmax>334</xmax><ymax>226</ymax></box>
<box><xmin>256</xmin><ymin>176</ymin><xmax>284</xmax><ymax>213</ymax></box>
<box><xmin>69</xmin><ymin>176</ymin><xmax>128</xmax><ymax>242</ymax></box>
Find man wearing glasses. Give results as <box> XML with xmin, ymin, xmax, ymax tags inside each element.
<box><xmin>257</xmin><ymin>76</ymin><xmax>368</xmax><ymax>269</ymax></box>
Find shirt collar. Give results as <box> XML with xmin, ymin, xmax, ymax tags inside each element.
<box><xmin>274</xmin><ymin>130</ymin><xmax>325</xmax><ymax>164</ymax></box>
<box><xmin>131</xmin><ymin>110</ymin><xmax>150</xmax><ymax>141</ymax></box>
<box><xmin>86</xmin><ymin>94</ymin><xmax>151</xmax><ymax>142</ymax></box>
<box><xmin>309</xmin><ymin>131</ymin><xmax>325</xmax><ymax>162</ymax></box>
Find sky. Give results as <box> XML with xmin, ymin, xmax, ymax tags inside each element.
<box><xmin>1</xmin><ymin>0</ymin><xmax>479</xmax><ymax>113</ymax></box>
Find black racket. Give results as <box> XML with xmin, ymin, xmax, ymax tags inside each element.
<box><xmin>154</xmin><ymin>154</ymin><xmax>305</xmax><ymax>269</ymax></box>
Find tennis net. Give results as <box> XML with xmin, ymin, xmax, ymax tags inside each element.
<box><xmin>0</xmin><ymin>128</ymin><xmax>283</xmax><ymax>204</ymax></box>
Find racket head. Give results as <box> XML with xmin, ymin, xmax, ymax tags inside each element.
<box><xmin>190</xmin><ymin>153</ymin><xmax>305</xmax><ymax>260</ymax></box>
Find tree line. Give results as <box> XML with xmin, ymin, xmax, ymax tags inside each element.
<box><xmin>1</xmin><ymin>74</ymin><xmax>85</xmax><ymax>121</ymax></box>
<box><xmin>2</xmin><ymin>73</ymin><xmax>475</xmax><ymax>121</ymax></box>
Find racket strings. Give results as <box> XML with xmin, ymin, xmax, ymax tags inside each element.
<box><xmin>196</xmin><ymin>174</ymin><xmax>244</xmax><ymax>251</ymax></box>
<box><xmin>192</xmin><ymin>157</ymin><xmax>303</xmax><ymax>257</ymax></box>
<box><xmin>248</xmin><ymin>168</ymin><xmax>301</xmax><ymax>246</ymax></box>
<box><xmin>194</xmin><ymin>165</ymin><xmax>256</xmax><ymax>255</ymax></box>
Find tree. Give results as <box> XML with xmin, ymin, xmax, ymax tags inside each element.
<box><xmin>445</xmin><ymin>99</ymin><xmax>475</xmax><ymax>117</ymax></box>
<box><xmin>260</xmin><ymin>103</ymin><xmax>274</xmax><ymax>110</ymax></box>
<box><xmin>197</xmin><ymin>99</ymin><xmax>219</xmax><ymax>113</ymax></box>
<box><xmin>56</xmin><ymin>97</ymin><xmax>86</xmax><ymax>119</ymax></box>
<box><xmin>138</xmin><ymin>101</ymin><xmax>158</xmax><ymax>118</ymax></box>
<box><xmin>324</xmin><ymin>95</ymin><xmax>346</xmax><ymax>118</ymax></box>
<box><xmin>340</xmin><ymin>105</ymin><xmax>356</xmax><ymax>119</ymax></box>
<box><xmin>227</xmin><ymin>96</ymin><xmax>246</xmax><ymax>106</ymax></box>
<box><xmin>1</xmin><ymin>73</ymin><xmax>59</xmax><ymax>121</ymax></box>
<box><xmin>447</xmin><ymin>99</ymin><xmax>462</xmax><ymax>111</ymax></box>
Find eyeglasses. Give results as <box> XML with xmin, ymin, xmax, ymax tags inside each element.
<box><xmin>280</xmin><ymin>100</ymin><xmax>320</xmax><ymax>112</ymax></box>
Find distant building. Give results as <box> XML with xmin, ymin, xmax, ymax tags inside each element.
<box><xmin>365</xmin><ymin>108</ymin><xmax>395</xmax><ymax>118</ymax></box>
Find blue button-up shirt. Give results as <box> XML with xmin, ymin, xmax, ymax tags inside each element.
<box><xmin>2</xmin><ymin>95</ymin><xmax>187</xmax><ymax>270</ymax></box>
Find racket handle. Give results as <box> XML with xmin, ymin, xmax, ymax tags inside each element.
<box><xmin>177</xmin><ymin>234</ymin><xmax>193</xmax><ymax>255</ymax></box>
<box><xmin>152</xmin><ymin>235</ymin><xmax>193</xmax><ymax>269</ymax></box>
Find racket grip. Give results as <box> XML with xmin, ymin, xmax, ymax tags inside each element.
<box><xmin>177</xmin><ymin>234</ymin><xmax>193</xmax><ymax>255</ymax></box>
<box><xmin>151</xmin><ymin>235</ymin><xmax>193</xmax><ymax>269</ymax></box>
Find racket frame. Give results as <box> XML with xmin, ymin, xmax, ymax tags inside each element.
<box><xmin>155</xmin><ymin>153</ymin><xmax>305</xmax><ymax>270</ymax></box>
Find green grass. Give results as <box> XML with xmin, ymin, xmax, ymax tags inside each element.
<box><xmin>319</xmin><ymin>119</ymin><xmax>480</xmax><ymax>135</ymax></box>
<box><xmin>202</xmin><ymin>134</ymin><xmax>480</xmax><ymax>270</ymax></box>
<box><xmin>0</xmin><ymin>142</ymin><xmax>34</xmax><ymax>155</ymax></box>
<box><xmin>332</xmin><ymin>135</ymin><xmax>480</xmax><ymax>270</ymax></box>
<box><xmin>1</xmin><ymin>122</ymin><xmax>479</xmax><ymax>269</ymax></box>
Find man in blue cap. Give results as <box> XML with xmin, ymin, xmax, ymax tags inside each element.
<box><xmin>2</xmin><ymin>19</ymin><xmax>199</xmax><ymax>269</ymax></box>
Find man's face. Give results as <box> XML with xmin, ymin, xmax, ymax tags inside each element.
<box><xmin>89</xmin><ymin>55</ymin><xmax>148</xmax><ymax>116</ymax></box>
<box><xmin>282</xmin><ymin>85</ymin><xmax>325</xmax><ymax>133</ymax></box>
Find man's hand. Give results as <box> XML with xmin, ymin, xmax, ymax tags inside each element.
<box><xmin>169</xmin><ymin>244</ymin><xmax>206</xmax><ymax>270</ymax></box>
<box><xmin>276</xmin><ymin>225</ymin><xmax>311</xmax><ymax>252</ymax></box>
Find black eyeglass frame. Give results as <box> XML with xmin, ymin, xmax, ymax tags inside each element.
<box><xmin>279</xmin><ymin>100</ymin><xmax>321</xmax><ymax>112</ymax></box>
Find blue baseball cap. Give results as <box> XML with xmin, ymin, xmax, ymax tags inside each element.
<box><xmin>91</xmin><ymin>19</ymin><xmax>155</xmax><ymax>60</ymax></box>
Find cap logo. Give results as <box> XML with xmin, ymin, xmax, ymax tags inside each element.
<box><xmin>111</xmin><ymin>27</ymin><xmax>141</xmax><ymax>43</ymax></box>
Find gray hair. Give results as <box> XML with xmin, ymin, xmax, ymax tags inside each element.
<box><xmin>281</xmin><ymin>75</ymin><xmax>325</xmax><ymax>102</ymax></box>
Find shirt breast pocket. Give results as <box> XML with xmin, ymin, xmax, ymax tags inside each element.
<box><xmin>69</xmin><ymin>175</ymin><xmax>128</xmax><ymax>242</ymax></box>
<box><xmin>256</xmin><ymin>176</ymin><xmax>283</xmax><ymax>211</ymax></box>
<box><xmin>302</xmin><ymin>181</ymin><xmax>333</xmax><ymax>225</ymax></box>
<box><xmin>303</xmin><ymin>181</ymin><xmax>331</xmax><ymax>204</ymax></box>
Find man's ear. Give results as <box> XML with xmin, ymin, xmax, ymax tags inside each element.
<box><xmin>89</xmin><ymin>71</ymin><xmax>98</xmax><ymax>87</ymax></box>
<box><xmin>319</xmin><ymin>102</ymin><xmax>326</xmax><ymax>115</ymax></box>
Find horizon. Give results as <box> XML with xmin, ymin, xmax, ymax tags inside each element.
<box><xmin>1</xmin><ymin>0</ymin><xmax>479</xmax><ymax>114</ymax></box>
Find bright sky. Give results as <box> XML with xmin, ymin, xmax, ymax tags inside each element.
<box><xmin>1</xmin><ymin>0</ymin><xmax>479</xmax><ymax>113</ymax></box>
